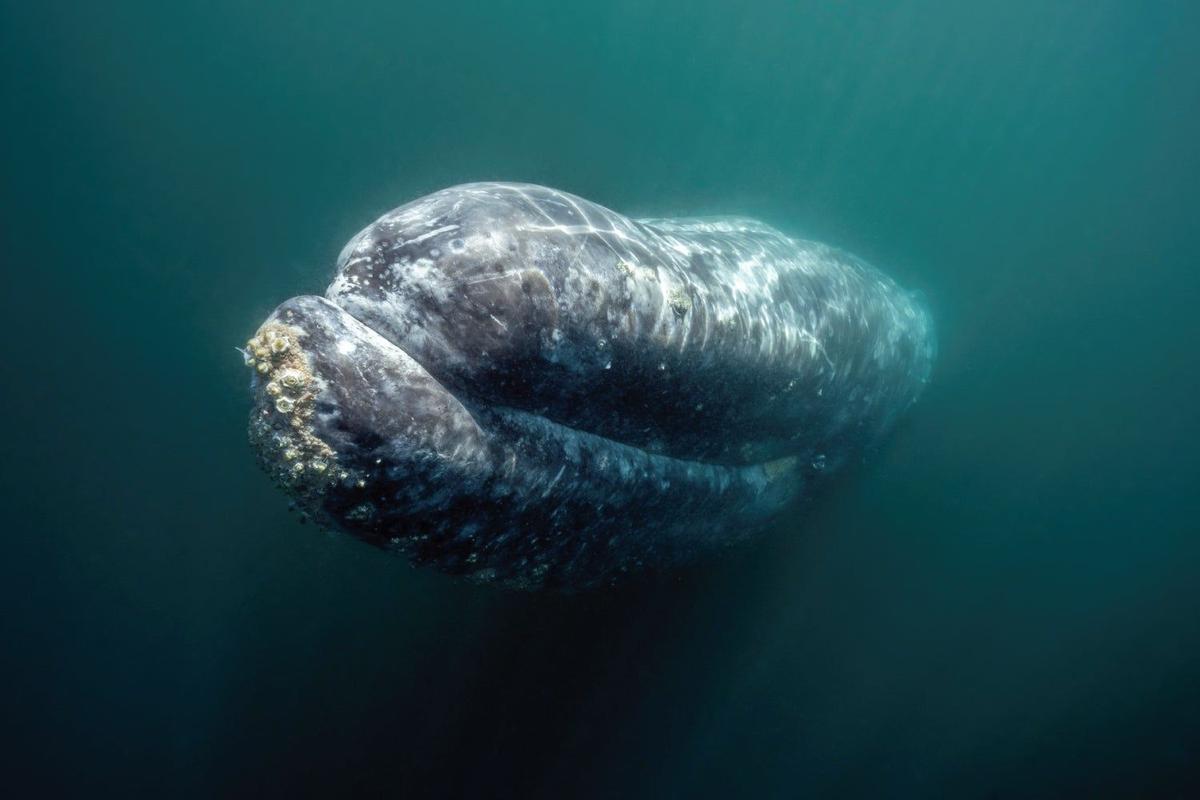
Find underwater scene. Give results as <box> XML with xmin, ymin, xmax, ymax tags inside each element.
<box><xmin>2</xmin><ymin>0</ymin><xmax>1198</xmax><ymax>796</ymax></box>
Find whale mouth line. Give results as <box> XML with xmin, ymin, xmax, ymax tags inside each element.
<box><xmin>473</xmin><ymin>403</ymin><xmax>763</xmax><ymax>477</ymax></box>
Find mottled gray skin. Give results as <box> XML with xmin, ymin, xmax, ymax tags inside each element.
<box><xmin>247</xmin><ymin>183</ymin><xmax>935</xmax><ymax>590</ymax></box>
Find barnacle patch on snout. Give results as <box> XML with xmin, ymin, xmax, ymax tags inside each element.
<box><xmin>245</xmin><ymin>322</ymin><xmax>350</xmax><ymax>500</ymax></box>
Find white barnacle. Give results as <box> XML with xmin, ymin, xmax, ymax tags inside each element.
<box><xmin>275</xmin><ymin>396</ymin><xmax>295</xmax><ymax>414</ymax></box>
<box><xmin>278</xmin><ymin>368</ymin><xmax>306</xmax><ymax>391</ymax></box>
<box><xmin>668</xmin><ymin>287</ymin><xmax>691</xmax><ymax>318</ymax></box>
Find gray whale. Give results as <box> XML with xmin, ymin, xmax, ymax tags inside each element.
<box><xmin>244</xmin><ymin>183</ymin><xmax>935</xmax><ymax>590</ymax></box>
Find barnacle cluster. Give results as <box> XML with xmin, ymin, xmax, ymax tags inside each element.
<box><xmin>667</xmin><ymin>286</ymin><xmax>692</xmax><ymax>318</ymax></box>
<box><xmin>245</xmin><ymin>323</ymin><xmax>349</xmax><ymax>499</ymax></box>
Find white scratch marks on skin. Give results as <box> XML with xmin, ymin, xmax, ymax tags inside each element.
<box><xmin>400</xmin><ymin>224</ymin><xmax>459</xmax><ymax>246</ymax></box>
<box><xmin>542</xmin><ymin>464</ymin><xmax>567</xmax><ymax>497</ymax></box>
<box><xmin>797</xmin><ymin>328</ymin><xmax>834</xmax><ymax>369</ymax></box>
<box><xmin>462</xmin><ymin>273</ymin><xmax>518</xmax><ymax>287</ymax></box>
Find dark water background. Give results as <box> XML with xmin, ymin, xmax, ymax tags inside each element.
<box><xmin>3</xmin><ymin>1</ymin><xmax>1199</xmax><ymax>796</ymax></box>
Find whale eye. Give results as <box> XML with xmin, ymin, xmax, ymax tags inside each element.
<box><xmin>449</xmin><ymin>238</ymin><xmax>466</xmax><ymax>253</ymax></box>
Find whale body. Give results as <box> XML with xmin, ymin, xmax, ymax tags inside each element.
<box><xmin>244</xmin><ymin>183</ymin><xmax>934</xmax><ymax>590</ymax></box>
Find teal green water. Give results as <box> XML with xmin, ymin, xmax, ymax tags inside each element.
<box><xmin>3</xmin><ymin>1</ymin><xmax>1199</xmax><ymax>796</ymax></box>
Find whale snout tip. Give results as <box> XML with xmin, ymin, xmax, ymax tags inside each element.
<box><xmin>244</xmin><ymin>306</ymin><xmax>353</xmax><ymax>505</ymax></box>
